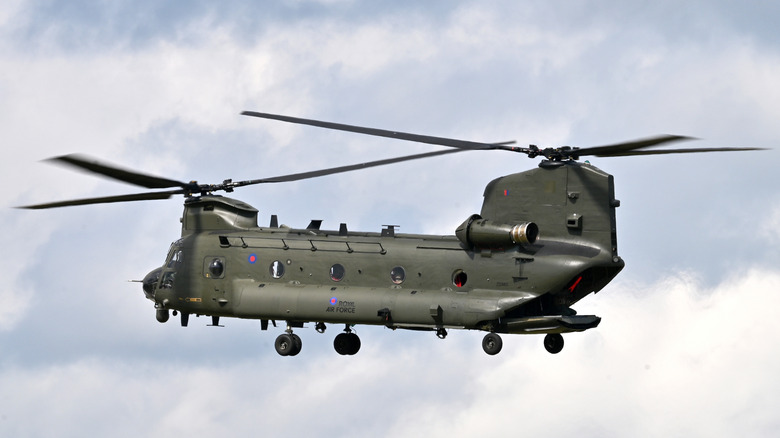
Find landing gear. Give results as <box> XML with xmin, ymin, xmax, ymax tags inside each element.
<box><xmin>482</xmin><ymin>332</ymin><xmax>503</xmax><ymax>355</ymax></box>
<box><xmin>275</xmin><ymin>332</ymin><xmax>302</xmax><ymax>356</ymax></box>
<box><xmin>334</xmin><ymin>326</ymin><xmax>361</xmax><ymax>355</ymax></box>
<box><xmin>334</xmin><ymin>333</ymin><xmax>361</xmax><ymax>355</ymax></box>
<box><xmin>543</xmin><ymin>333</ymin><xmax>564</xmax><ymax>354</ymax></box>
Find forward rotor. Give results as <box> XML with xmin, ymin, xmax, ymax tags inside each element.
<box><xmin>19</xmin><ymin>148</ymin><xmax>466</xmax><ymax>209</ymax></box>
<box><xmin>19</xmin><ymin>110</ymin><xmax>766</xmax><ymax>209</ymax></box>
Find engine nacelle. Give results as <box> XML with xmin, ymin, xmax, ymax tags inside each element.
<box><xmin>455</xmin><ymin>214</ymin><xmax>539</xmax><ymax>249</ymax></box>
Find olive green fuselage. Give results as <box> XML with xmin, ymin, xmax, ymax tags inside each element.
<box><xmin>148</xmin><ymin>161</ymin><xmax>625</xmax><ymax>335</ymax></box>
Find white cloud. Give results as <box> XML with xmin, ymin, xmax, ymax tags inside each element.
<box><xmin>759</xmin><ymin>203</ymin><xmax>780</xmax><ymax>246</ymax></box>
<box><xmin>1</xmin><ymin>2</ymin><xmax>779</xmax><ymax>437</ymax></box>
<box><xmin>1</xmin><ymin>268</ymin><xmax>778</xmax><ymax>437</ymax></box>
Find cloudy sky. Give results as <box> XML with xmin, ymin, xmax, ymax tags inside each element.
<box><xmin>1</xmin><ymin>1</ymin><xmax>779</xmax><ymax>436</ymax></box>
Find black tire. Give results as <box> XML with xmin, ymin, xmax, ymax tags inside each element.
<box><xmin>334</xmin><ymin>333</ymin><xmax>351</xmax><ymax>355</ymax></box>
<box><xmin>275</xmin><ymin>333</ymin><xmax>295</xmax><ymax>356</ymax></box>
<box><xmin>482</xmin><ymin>333</ymin><xmax>503</xmax><ymax>355</ymax></box>
<box><xmin>544</xmin><ymin>333</ymin><xmax>564</xmax><ymax>354</ymax></box>
<box><xmin>290</xmin><ymin>334</ymin><xmax>302</xmax><ymax>356</ymax></box>
<box><xmin>347</xmin><ymin>332</ymin><xmax>361</xmax><ymax>355</ymax></box>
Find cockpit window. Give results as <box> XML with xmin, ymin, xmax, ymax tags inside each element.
<box><xmin>161</xmin><ymin>271</ymin><xmax>176</xmax><ymax>289</ymax></box>
<box><xmin>167</xmin><ymin>249</ymin><xmax>184</xmax><ymax>269</ymax></box>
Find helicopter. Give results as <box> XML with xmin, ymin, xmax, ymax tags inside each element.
<box><xmin>20</xmin><ymin>111</ymin><xmax>764</xmax><ymax>356</ymax></box>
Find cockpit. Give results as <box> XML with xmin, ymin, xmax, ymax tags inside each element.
<box><xmin>160</xmin><ymin>243</ymin><xmax>184</xmax><ymax>289</ymax></box>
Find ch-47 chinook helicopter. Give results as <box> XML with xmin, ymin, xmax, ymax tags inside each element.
<box><xmin>21</xmin><ymin>111</ymin><xmax>763</xmax><ymax>357</ymax></box>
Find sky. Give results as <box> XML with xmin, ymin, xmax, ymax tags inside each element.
<box><xmin>1</xmin><ymin>1</ymin><xmax>779</xmax><ymax>436</ymax></box>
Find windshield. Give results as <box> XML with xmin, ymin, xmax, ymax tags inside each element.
<box><xmin>161</xmin><ymin>243</ymin><xmax>184</xmax><ymax>289</ymax></box>
<box><xmin>167</xmin><ymin>249</ymin><xmax>184</xmax><ymax>268</ymax></box>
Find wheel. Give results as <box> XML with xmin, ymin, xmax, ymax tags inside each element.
<box><xmin>275</xmin><ymin>333</ymin><xmax>295</xmax><ymax>356</ymax></box>
<box><xmin>289</xmin><ymin>334</ymin><xmax>302</xmax><ymax>356</ymax></box>
<box><xmin>334</xmin><ymin>333</ymin><xmax>351</xmax><ymax>355</ymax></box>
<box><xmin>346</xmin><ymin>332</ymin><xmax>361</xmax><ymax>355</ymax></box>
<box><xmin>482</xmin><ymin>333</ymin><xmax>503</xmax><ymax>355</ymax></box>
<box><xmin>544</xmin><ymin>333</ymin><xmax>564</xmax><ymax>354</ymax></box>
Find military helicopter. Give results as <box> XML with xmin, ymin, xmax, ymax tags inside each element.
<box><xmin>21</xmin><ymin>111</ymin><xmax>763</xmax><ymax>356</ymax></box>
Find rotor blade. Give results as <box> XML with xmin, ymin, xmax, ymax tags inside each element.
<box><xmin>576</xmin><ymin>135</ymin><xmax>696</xmax><ymax>157</ymax></box>
<box><xmin>18</xmin><ymin>190</ymin><xmax>181</xmax><ymax>209</ymax></box>
<box><xmin>48</xmin><ymin>154</ymin><xmax>191</xmax><ymax>189</ymax></box>
<box><xmin>590</xmin><ymin>146</ymin><xmax>768</xmax><ymax>157</ymax></box>
<box><xmin>233</xmin><ymin>148</ymin><xmax>469</xmax><ymax>186</ymax></box>
<box><xmin>241</xmin><ymin>111</ymin><xmax>509</xmax><ymax>151</ymax></box>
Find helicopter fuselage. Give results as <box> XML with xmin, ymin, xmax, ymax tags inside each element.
<box><xmin>144</xmin><ymin>160</ymin><xmax>625</xmax><ymax>354</ymax></box>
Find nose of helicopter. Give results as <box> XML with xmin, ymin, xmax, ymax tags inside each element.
<box><xmin>142</xmin><ymin>267</ymin><xmax>162</xmax><ymax>300</ymax></box>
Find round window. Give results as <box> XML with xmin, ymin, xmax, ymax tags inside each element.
<box><xmin>209</xmin><ymin>258</ymin><xmax>224</xmax><ymax>277</ymax></box>
<box><xmin>270</xmin><ymin>260</ymin><xmax>285</xmax><ymax>279</ymax></box>
<box><xmin>330</xmin><ymin>264</ymin><xmax>345</xmax><ymax>282</ymax></box>
<box><xmin>452</xmin><ymin>270</ymin><xmax>467</xmax><ymax>288</ymax></box>
<box><xmin>390</xmin><ymin>266</ymin><xmax>406</xmax><ymax>284</ymax></box>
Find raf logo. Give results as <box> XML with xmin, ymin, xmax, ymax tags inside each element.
<box><xmin>326</xmin><ymin>300</ymin><xmax>356</xmax><ymax>314</ymax></box>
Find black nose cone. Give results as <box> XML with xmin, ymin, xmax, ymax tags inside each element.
<box><xmin>142</xmin><ymin>267</ymin><xmax>162</xmax><ymax>298</ymax></box>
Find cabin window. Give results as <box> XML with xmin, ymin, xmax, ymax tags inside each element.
<box><xmin>390</xmin><ymin>266</ymin><xmax>406</xmax><ymax>284</ymax></box>
<box><xmin>270</xmin><ymin>260</ymin><xmax>285</xmax><ymax>279</ymax></box>
<box><xmin>330</xmin><ymin>264</ymin><xmax>345</xmax><ymax>282</ymax></box>
<box><xmin>206</xmin><ymin>258</ymin><xmax>225</xmax><ymax>278</ymax></box>
<box><xmin>452</xmin><ymin>270</ymin><xmax>468</xmax><ymax>288</ymax></box>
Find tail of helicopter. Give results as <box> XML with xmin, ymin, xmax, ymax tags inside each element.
<box><xmin>481</xmin><ymin>160</ymin><xmax>621</xmax><ymax>266</ymax></box>
<box><xmin>479</xmin><ymin>160</ymin><xmax>625</xmax><ymax>347</ymax></box>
